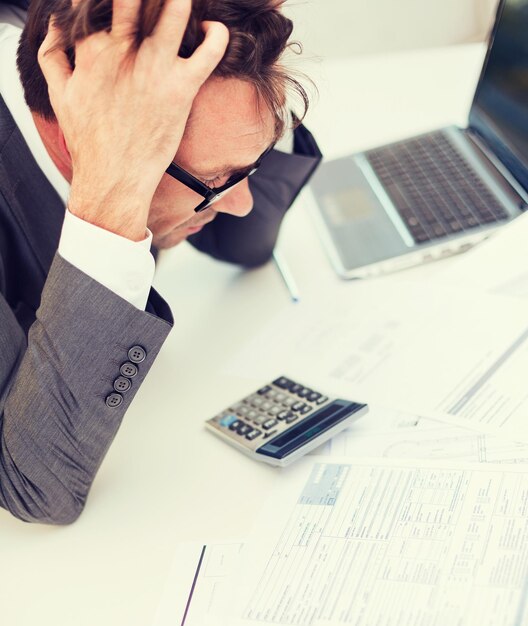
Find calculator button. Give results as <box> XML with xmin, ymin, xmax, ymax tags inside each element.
<box><xmin>257</xmin><ymin>385</ymin><xmax>272</xmax><ymax>395</ymax></box>
<box><xmin>274</xmin><ymin>392</ymin><xmax>286</xmax><ymax>403</ymax></box>
<box><xmin>299</xmin><ymin>405</ymin><xmax>312</xmax><ymax>415</ymax></box>
<box><xmin>219</xmin><ymin>414</ymin><xmax>238</xmax><ymax>428</ymax></box>
<box><xmin>297</xmin><ymin>387</ymin><xmax>312</xmax><ymax>398</ymax></box>
<box><xmin>282</xmin><ymin>397</ymin><xmax>296</xmax><ymax>408</ymax></box>
<box><xmin>273</xmin><ymin>377</ymin><xmax>293</xmax><ymax>389</ymax></box>
<box><xmin>237</xmin><ymin>406</ymin><xmax>249</xmax><ymax>417</ymax></box>
<box><xmin>262</xmin><ymin>419</ymin><xmax>278</xmax><ymax>430</ymax></box>
<box><xmin>307</xmin><ymin>391</ymin><xmax>321</xmax><ymax>402</ymax></box>
<box><xmin>263</xmin><ymin>430</ymin><xmax>278</xmax><ymax>439</ymax></box>
<box><xmin>229</xmin><ymin>419</ymin><xmax>242</xmax><ymax>431</ymax></box>
<box><xmin>260</xmin><ymin>401</ymin><xmax>273</xmax><ymax>412</ymax></box>
<box><xmin>247</xmin><ymin>410</ymin><xmax>258</xmax><ymax>420</ymax></box>
<box><xmin>277</xmin><ymin>410</ymin><xmax>294</xmax><ymax>421</ymax></box>
<box><xmin>266</xmin><ymin>390</ymin><xmax>277</xmax><ymax>400</ymax></box>
<box><xmin>292</xmin><ymin>401</ymin><xmax>308</xmax><ymax>412</ymax></box>
<box><xmin>246</xmin><ymin>429</ymin><xmax>262</xmax><ymax>441</ymax></box>
<box><xmin>315</xmin><ymin>395</ymin><xmax>329</xmax><ymax>405</ymax></box>
<box><xmin>286</xmin><ymin>414</ymin><xmax>299</xmax><ymax>424</ymax></box>
<box><xmin>237</xmin><ymin>423</ymin><xmax>253</xmax><ymax>436</ymax></box>
<box><xmin>254</xmin><ymin>414</ymin><xmax>270</xmax><ymax>425</ymax></box>
<box><xmin>251</xmin><ymin>396</ymin><xmax>264</xmax><ymax>408</ymax></box>
<box><xmin>290</xmin><ymin>383</ymin><xmax>303</xmax><ymax>394</ymax></box>
<box><xmin>268</xmin><ymin>405</ymin><xmax>283</xmax><ymax>416</ymax></box>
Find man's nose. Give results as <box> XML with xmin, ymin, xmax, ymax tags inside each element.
<box><xmin>215</xmin><ymin>179</ymin><xmax>254</xmax><ymax>217</ymax></box>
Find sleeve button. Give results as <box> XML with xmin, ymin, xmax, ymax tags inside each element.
<box><xmin>113</xmin><ymin>376</ymin><xmax>132</xmax><ymax>393</ymax></box>
<box><xmin>120</xmin><ymin>362</ymin><xmax>138</xmax><ymax>378</ymax></box>
<box><xmin>106</xmin><ymin>392</ymin><xmax>123</xmax><ymax>408</ymax></box>
<box><xmin>128</xmin><ymin>345</ymin><xmax>146</xmax><ymax>363</ymax></box>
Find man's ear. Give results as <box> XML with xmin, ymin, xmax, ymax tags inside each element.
<box><xmin>31</xmin><ymin>111</ymin><xmax>74</xmax><ymax>181</ymax></box>
<box><xmin>57</xmin><ymin>126</ymin><xmax>71</xmax><ymax>163</ymax></box>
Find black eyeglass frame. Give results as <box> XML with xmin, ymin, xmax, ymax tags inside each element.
<box><xmin>165</xmin><ymin>143</ymin><xmax>275</xmax><ymax>213</ymax></box>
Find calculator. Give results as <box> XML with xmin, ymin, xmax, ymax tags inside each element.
<box><xmin>205</xmin><ymin>376</ymin><xmax>368</xmax><ymax>466</ymax></box>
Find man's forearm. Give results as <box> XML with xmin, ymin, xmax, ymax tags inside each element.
<box><xmin>0</xmin><ymin>254</ymin><xmax>172</xmax><ymax>524</ymax></box>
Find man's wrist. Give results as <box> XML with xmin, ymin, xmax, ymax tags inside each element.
<box><xmin>68</xmin><ymin>182</ymin><xmax>151</xmax><ymax>242</ymax></box>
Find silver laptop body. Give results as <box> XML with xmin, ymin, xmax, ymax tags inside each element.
<box><xmin>309</xmin><ymin>0</ymin><xmax>528</xmax><ymax>279</ymax></box>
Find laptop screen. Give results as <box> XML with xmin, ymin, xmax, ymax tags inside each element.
<box><xmin>469</xmin><ymin>0</ymin><xmax>528</xmax><ymax>194</ymax></box>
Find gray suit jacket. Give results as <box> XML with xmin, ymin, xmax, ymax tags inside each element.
<box><xmin>0</xmin><ymin>94</ymin><xmax>321</xmax><ymax>525</ymax></box>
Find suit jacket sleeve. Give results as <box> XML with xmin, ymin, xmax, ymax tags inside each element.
<box><xmin>187</xmin><ymin>123</ymin><xmax>322</xmax><ymax>267</ymax></box>
<box><xmin>0</xmin><ymin>253</ymin><xmax>173</xmax><ymax>525</ymax></box>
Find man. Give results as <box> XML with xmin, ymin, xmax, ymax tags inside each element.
<box><xmin>0</xmin><ymin>0</ymin><xmax>320</xmax><ymax>524</ymax></box>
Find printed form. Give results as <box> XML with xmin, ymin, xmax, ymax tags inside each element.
<box><xmin>232</xmin><ymin>457</ymin><xmax>528</xmax><ymax>626</ymax></box>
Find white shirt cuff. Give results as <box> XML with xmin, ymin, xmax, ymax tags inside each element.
<box><xmin>58</xmin><ymin>209</ymin><xmax>155</xmax><ymax>311</ymax></box>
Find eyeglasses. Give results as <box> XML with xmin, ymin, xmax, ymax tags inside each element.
<box><xmin>165</xmin><ymin>144</ymin><xmax>275</xmax><ymax>213</ymax></box>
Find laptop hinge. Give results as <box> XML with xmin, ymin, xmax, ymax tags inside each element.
<box><xmin>465</xmin><ymin>128</ymin><xmax>528</xmax><ymax>209</ymax></box>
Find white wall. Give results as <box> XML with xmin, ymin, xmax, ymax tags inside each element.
<box><xmin>474</xmin><ymin>0</ymin><xmax>500</xmax><ymax>38</ymax></box>
<box><xmin>283</xmin><ymin>0</ymin><xmax>499</xmax><ymax>59</ymax></box>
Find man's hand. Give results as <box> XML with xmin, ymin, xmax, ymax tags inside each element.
<box><xmin>38</xmin><ymin>0</ymin><xmax>229</xmax><ymax>241</ymax></box>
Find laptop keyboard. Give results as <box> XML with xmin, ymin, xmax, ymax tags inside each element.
<box><xmin>365</xmin><ymin>130</ymin><xmax>510</xmax><ymax>243</ymax></box>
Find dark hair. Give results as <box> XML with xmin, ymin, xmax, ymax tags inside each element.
<box><xmin>17</xmin><ymin>0</ymin><xmax>309</xmax><ymax>135</ymax></box>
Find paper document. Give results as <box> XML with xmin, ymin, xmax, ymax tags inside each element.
<box><xmin>437</xmin><ymin>212</ymin><xmax>528</xmax><ymax>298</ymax></box>
<box><xmin>325</xmin><ymin>417</ymin><xmax>528</xmax><ymax>463</ymax></box>
<box><xmin>231</xmin><ymin>456</ymin><xmax>528</xmax><ymax>626</ymax></box>
<box><xmin>228</xmin><ymin>279</ymin><xmax>528</xmax><ymax>442</ymax></box>
<box><xmin>310</xmin><ymin>406</ymin><xmax>427</xmax><ymax>458</ymax></box>
<box><xmin>153</xmin><ymin>541</ymin><xmax>243</xmax><ymax>626</ymax></box>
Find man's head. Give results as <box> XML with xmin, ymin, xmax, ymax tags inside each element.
<box><xmin>17</xmin><ymin>0</ymin><xmax>309</xmax><ymax>248</ymax></box>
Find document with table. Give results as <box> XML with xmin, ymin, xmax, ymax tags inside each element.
<box><xmin>236</xmin><ymin>458</ymin><xmax>528</xmax><ymax>626</ymax></box>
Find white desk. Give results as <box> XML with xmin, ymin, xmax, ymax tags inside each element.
<box><xmin>0</xmin><ymin>44</ymin><xmax>486</xmax><ymax>626</ymax></box>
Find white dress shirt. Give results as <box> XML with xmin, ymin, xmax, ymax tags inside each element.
<box><xmin>0</xmin><ymin>20</ymin><xmax>154</xmax><ymax>311</ymax></box>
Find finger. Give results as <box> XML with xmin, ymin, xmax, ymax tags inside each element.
<box><xmin>38</xmin><ymin>17</ymin><xmax>72</xmax><ymax>95</ymax></box>
<box><xmin>111</xmin><ymin>0</ymin><xmax>141</xmax><ymax>39</ymax></box>
<box><xmin>185</xmin><ymin>21</ymin><xmax>229</xmax><ymax>84</ymax></box>
<box><xmin>151</xmin><ymin>0</ymin><xmax>191</xmax><ymax>54</ymax></box>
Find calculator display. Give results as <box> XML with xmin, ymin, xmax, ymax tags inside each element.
<box><xmin>256</xmin><ymin>400</ymin><xmax>360</xmax><ymax>460</ymax></box>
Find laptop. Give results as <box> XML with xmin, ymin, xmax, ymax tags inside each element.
<box><xmin>308</xmin><ymin>0</ymin><xmax>528</xmax><ymax>279</ymax></box>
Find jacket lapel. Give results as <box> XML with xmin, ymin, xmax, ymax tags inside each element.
<box><xmin>0</xmin><ymin>95</ymin><xmax>65</xmax><ymax>278</ymax></box>
<box><xmin>0</xmin><ymin>95</ymin><xmax>65</xmax><ymax>332</ymax></box>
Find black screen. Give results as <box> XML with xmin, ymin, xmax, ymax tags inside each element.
<box><xmin>256</xmin><ymin>401</ymin><xmax>365</xmax><ymax>460</ymax></box>
<box><xmin>469</xmin><ymin>0</ymin><xmax>528</xmax><ymax>193</ymax></box>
